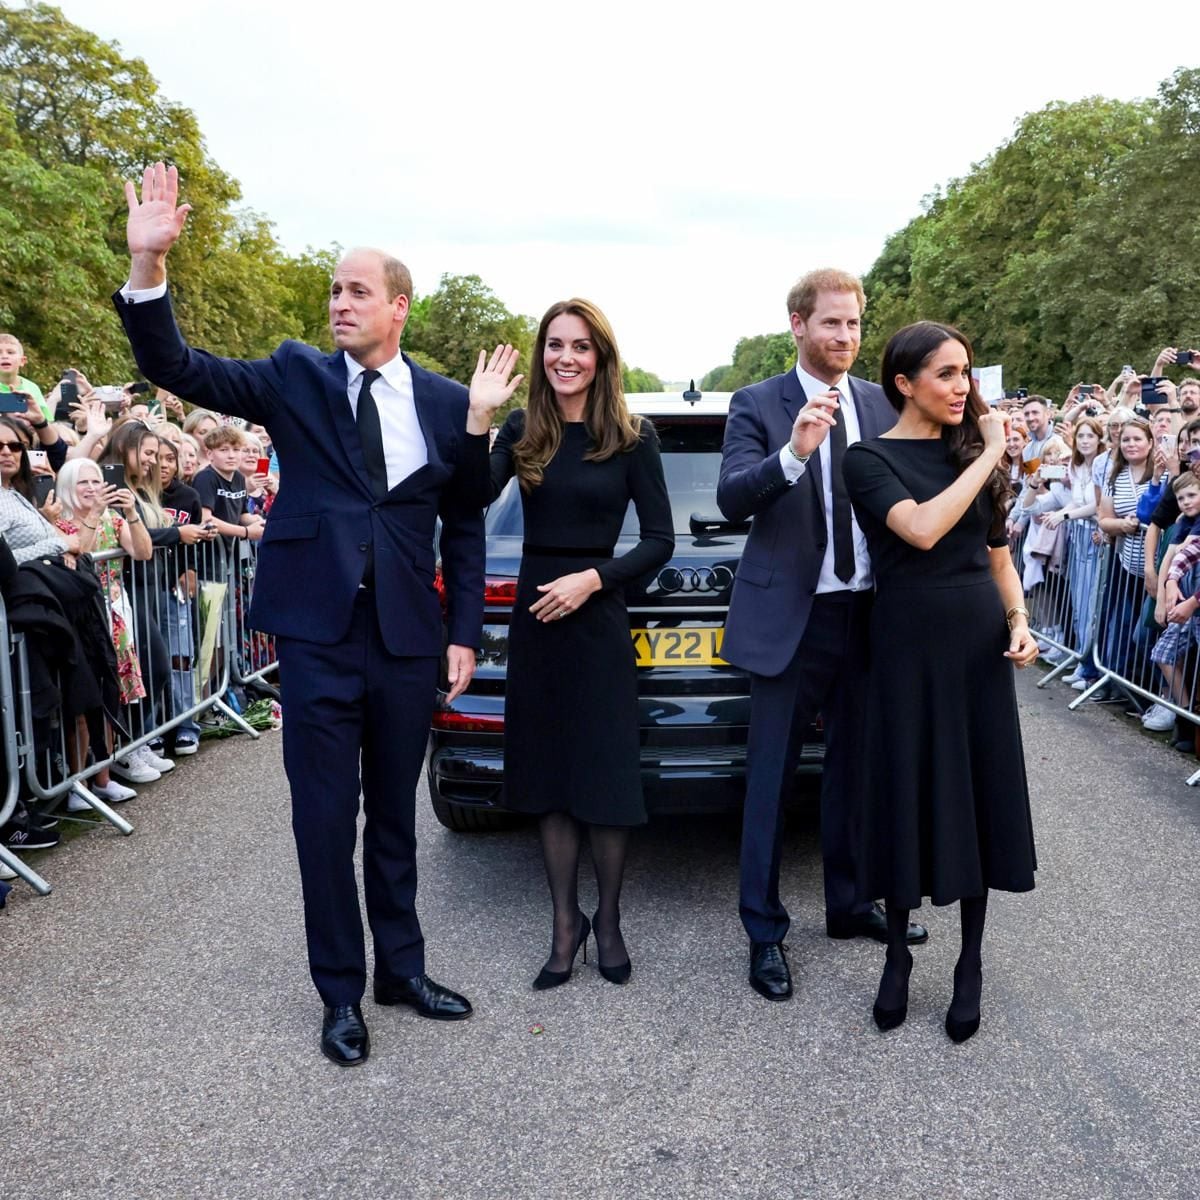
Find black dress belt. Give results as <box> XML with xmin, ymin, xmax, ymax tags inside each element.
<box><xmin>522</xmin><ymin>544</ymin><xmax>614</xmax><ymax>559</ymax></box>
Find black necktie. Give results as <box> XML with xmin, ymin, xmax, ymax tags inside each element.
<box><xmin>828</xmin><ymin>387</ymin><xmax>855</xmax><ymax>584</ymax></box>
<box><xmin>356</xmin><ymin>369</ymin><xmax>389</xmax><ymax>501</ymax></box>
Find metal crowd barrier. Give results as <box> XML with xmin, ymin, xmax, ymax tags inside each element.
<box><xmin>1014</xmin><ymin>502</ymin><xmax>1200</xmax><ymax>786</ymax></box>
<box><xmin>227</xmin><ymin>538</ymin><xmax>278</xmax><ymax>699</ymax></box>
<box><xmin>2</xmin><ymin>531</ymin><xmax>274</xmax><ymax>895</ymax></box>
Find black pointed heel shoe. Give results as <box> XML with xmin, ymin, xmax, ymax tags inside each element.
<box><xmin>592</xmin><ymin>910</ymin><xmax>632</xmax><ymax>985</ymax></box>
<box><xmin>532</xmin><ymin>912</ymin><xmax>590</xmax><ymax>990</ymax></box>
<box><xmin>945</xmin><ymin>962</ymin><xmax>982</xmax><ymax>1044</ymax></box>
<box><xmin>872</xmin><ymin>949</ymin><xmax>913</xmax><ymax>1031</ymax></box>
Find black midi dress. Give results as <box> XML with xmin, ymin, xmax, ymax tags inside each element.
<box><xmin>489</xmin><ymin>411</ymin><xmax>674</xmax><ymax>826</ymax></box>
<box><xmin>842</xmin><ymin>437</ymin><xmax>1037</xmax><ymax>908</ymax></box>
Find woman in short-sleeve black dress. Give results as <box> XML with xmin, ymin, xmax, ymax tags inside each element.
<box><xmin>842</xmin><ymin>321</ymin><xmax>1038</xmax><ymax>1044</ymax></box>
<box><xmin>485</xmin><ymin>299</ymin><xmax>673</xmax><ymax>991</ymax></box>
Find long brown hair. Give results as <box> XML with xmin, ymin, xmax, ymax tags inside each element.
<box><xmin>104</xmin><ymin>421</ymin><xmax>168</xmax><ymax>527</ymax></box>
<box><xmin>512</xmin><ymin>298</ymin><xmax>642</xmax><ymax>491</ymax></box>
<box><xmin>1070</xmin><ymin>416</ymin><xmax>1105</xmax><ymax>469</ymax></box>
<box><xmin>0</xmin><ymin>416</ymin><xmax>36</xmax><ymax>502</ymax></box>
<box><xmin>880</xmin><ymin>321</ymin><xmax>1011</xmax><ymax>525</ymax></box>
<box><xmin>1107</xmin><ymin>417</ymin><xmax>1154</xmax><ymax>489</ymax></box>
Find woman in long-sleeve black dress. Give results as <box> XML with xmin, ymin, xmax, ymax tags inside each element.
<box><xmin>485</xmin><ymin>299</ymin><xmax>673</xmax><ymax>989</ymax></box>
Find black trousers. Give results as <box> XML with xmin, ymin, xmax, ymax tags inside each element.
<box><xmin>277</xmin><ymin>590</ymin><xmax>438</xmax><ymax>1005</ymax></box>
<box><xmin>739</xmin><ymin>590</ymin><xmax>873</xmax><ymax>943</ymax></box>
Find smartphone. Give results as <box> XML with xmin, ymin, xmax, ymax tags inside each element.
<box><xmin>1078</xmin><ymin>384</ymin><xmax>1095</xmax><ymax>397</ymax></box>
<box><xmin>1176</xmin><ymin>350</ymin><xmax>1195</xmax><ymax>366</ymax></box>
<box><xmin>1142</xmin><ymin>377</ymin><xmax>1167</xmax><ymax>404</ymax></box>
<box><xmin>1016</xmin><ymin>387</ymin><xmax>1029</xmax><ymax>400</ymax></box>
<box><xmin>1121</xmin><ymin>365</ymin><xmax>1135</xmax><ymax>377</ymax></box>
<box><xmin>27</xmin><ymin>449</ymin><xmax>48</xmax><ymax>469</ymax></box>
<box><xmin>101</xmin><ymin>463</ymin><xmax>126</xmax><ymax>491</ymax></box>
<box><xmin>33</xmin><ymin>475</ymin><xmax>55</xmax><ymax>506</ymax></box>
<box><xmin>60</xmin><ymin>370</ymin><xmax>78</xmax><ymax>408</ymax></box>
<box><xmin>256</xmin><ymin>457</ymin><xmax>271</xmax><ymax>476</ymax></box>
<box><xmin>0</xmin><ymin>390</ymin><xmax>28</xmax><ymax>413</ymax></box>
<box><xmin>1187</xmin><ymin>447</ymin><xmax>1200</xmax><ymax>464</ymax></box>
<box><xmin>128</xmin><ymin>381</ymin><xmax>150</xmax><ymax>395</ymax></box>
<box><xmin>1041</xmin><ymin>464</ymin><xmax>1067</xmax><ymax>482</ymax></box>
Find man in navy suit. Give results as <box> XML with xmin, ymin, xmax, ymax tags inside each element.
<box><xmin>717</xmin><ymin>268</ymin><xmax>928</xmax><ymax>1002</ymax></box>
<box><xmin>114</xmin><ymin>164</ymin><xmax>522</xmax><ymax>1063</ymax></box>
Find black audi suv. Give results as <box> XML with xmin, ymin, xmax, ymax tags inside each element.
<box><xmin>426</xmin><ymin>391</ymin><xmax>822</xmax><ymax>830</ymax></box>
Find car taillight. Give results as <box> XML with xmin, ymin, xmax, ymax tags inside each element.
<box><xmin>484</xmin><ymin>578</ymin><xmax>518</xmax><ymax>606</ymax></box>
<box><xmin>432</xmin><ymin>567</ymin><xmax>517</xmax><ymax>611</ymax></box>
<box><xmin>431</xmin><ymin>710</ymin><xmax>505</xmax><ymax>732</ymax></box>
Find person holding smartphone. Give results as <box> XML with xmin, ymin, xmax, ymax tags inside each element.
<box><xmin>0</xmin><ymin>415</ymin><xmax>75</xmax><ymax>563</ymax></box>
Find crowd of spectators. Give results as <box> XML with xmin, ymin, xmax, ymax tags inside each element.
<box><xmin>1001</xmin><ymin>347</ymin><xmax>1200</xmax><ymax>747</ymax></box>
<box><xmin>0</xmin><ymin>331</ymin><xmax>278</xmax><ymax>903</ymax></box>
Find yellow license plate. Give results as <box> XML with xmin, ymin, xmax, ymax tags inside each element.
<box><xmin>631</xmin><ymin>627</ymin><xmax>726</xmax><ymax>667</ymax></box>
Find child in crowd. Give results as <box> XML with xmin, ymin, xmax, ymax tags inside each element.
<box><xmin>0</xmin><ymin>332</ymin><xmax>50</xmax><ymax>423</ymax></box>
<box><xmin>1148</xmin><ymin>472</ymin><xmax>1200</xmax><ymax>734</ymax></box>
<box><xmin>192</xmin><ymin>426</ymin><xmax>265</xmax><ymax>546</ymax></box>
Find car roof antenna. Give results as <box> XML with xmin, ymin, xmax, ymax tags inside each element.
<box><xmin>683</xmin><ymin>379</ymin><xmax>701</xmax><ymax>406</ymax></box>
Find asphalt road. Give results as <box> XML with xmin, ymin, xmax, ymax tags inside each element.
<box><xmin>2</xmin><ymin>672</ymin><xmax>1199</xmax><ymax>1200</ymax></box>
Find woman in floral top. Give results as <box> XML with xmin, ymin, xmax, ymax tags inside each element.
<box><xmin>54</xmin><ymin>458</ymin><xmax>153</xmax><ymax>702</ymax></box>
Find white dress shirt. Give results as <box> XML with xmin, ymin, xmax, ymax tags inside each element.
<box><xmin>120</xmin><ymin>279</ymin><xmax>428</xmax><ymax>489</ymax></box>
<box><xmin>776</xmin><ymin>363</ymin><xmax>873</xmax><ymax>593</ymax></box>
<box><xmin>344</xmin><ymin>353</ymin><xmax>426</xmax><ymax>489</ymax></box>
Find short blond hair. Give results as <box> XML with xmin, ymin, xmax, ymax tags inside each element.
<box><xmin>786</xmin><ymin>269</ymin><xmax>865</xmax><ymax>321</ymax></box>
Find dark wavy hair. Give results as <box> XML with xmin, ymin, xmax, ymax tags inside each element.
<box><xmin>880</xmin><ymin>321</ymin><xmax>1011</xmax><ymax>526</ymax></box>
<box><xmin>0</xmin><ymin>415</ymin><xmax>36</xmax><ymax>503</ymax></box>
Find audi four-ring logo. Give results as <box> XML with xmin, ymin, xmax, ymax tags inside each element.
<box><xmin>656</xmin><ymin>565</ymin><xmax>734</xmax><ymax>593</ymax></box>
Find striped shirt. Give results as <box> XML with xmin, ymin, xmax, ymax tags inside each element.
<box><xmin>1103</xmin><ymin>468</ymin><xmax>1157</xmax><ymax>575</ymax></box>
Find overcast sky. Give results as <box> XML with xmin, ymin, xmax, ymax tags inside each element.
<box><xmin>57</xmin><ymin>0</ymin><xmax>1194</xmax><ymax>381</ymax></box>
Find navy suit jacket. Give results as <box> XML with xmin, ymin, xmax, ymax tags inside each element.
<box><xmin>112</xmin><ymin>291</ymin><xmax>487</xmax><ymax>658</ymax></box>
<box><xmin>716</xmin><ymin>369</ymin><xmax>896</xmax><ymax>677</ymax></box>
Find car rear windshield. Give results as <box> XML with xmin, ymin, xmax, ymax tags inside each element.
<box><xmin>484</xmin><ymin>417</ymin><xmax>729</xmax><ymax>537</ymax></box>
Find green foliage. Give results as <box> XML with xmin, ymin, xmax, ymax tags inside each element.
<box><xmin>622</xmin><ymin>365</ymin><xmax>664</xmax><ymax>393</ymax></box>
<box><xmin>712</xmin><ymin>332</ymin><xmax>796</xmax><ymax>391</ymax></box>
<box><xmin>700</xmin><ymin>364</ymin><xmax>733</xmax><ymax>390</ymax></box>
<box><xmin>860</xmin><ymin>92</ymin><xmax>1158</xmax><ymax>394</ymax></box>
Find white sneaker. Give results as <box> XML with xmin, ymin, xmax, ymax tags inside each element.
<box><xmin>1045</xmin><ymin>647</ymin><xmax>1067</xmax><ymax>664</ymax></box>
<box><xmin>111</xmin><ymin>751</ymin><xmax>160</xmax><ymax>784</ymax></box>
<box><xmin>0</xmin><ymin>857</ymin><xmax>17</xmax><ymax>880</ymax></box>
<box><xmin>1142</xmin><ymin>703</ymin><xmax>1176</xmax><ymax>732</ymax></box>
<box><xmin>174</xmin><ymin>735</ymin><xmax>199</xmax><ymax>756</ymax></box>
<box><xmin>1071</xmin><ymin>679</ymin><xmax>1091</xmax><ymax>691</ymax></box>
<box><xmin>90</xmin><ymin>778</ymin><xmax>137</xmax><ymax>804</ymax></box>
<box><xmin>1062</xmin><ymin>667</ymin><xmax>1085</xmax><ymax>684</ymax></box>
<box><xmin>138</xmin><ymin>745</ymin><xmax>175</xmax><ymax>774</ymax></box>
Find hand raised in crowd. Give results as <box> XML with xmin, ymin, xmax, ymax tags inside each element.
<box><xmin>789</xmin><ymin>391</ymin><xmax>841</xmax><ymax>459</ymax></box>
<box><xmin>467</xmin><ymin>344</ymin><xmax>524</xmax><ymax>433</ymax></box>
<box><xmin>81</xmin><ymin>398</ymin><xmax>111</xmax><ymax>439</ymax></box>
<box><xmin>39</xmin><ymin>488</ymin><xmax>62</xmax><ymax>524</ymax></box>
<box><xmin>159</xmin><ymin>392</ymin><xmax>186</xmax><ymax>422</ymax></box>
<box><xmin>531</xmin><ymin>569</ymin><xmax>602</xmax><ymax>623</ymax></box>
<box><xmin>103</xmin><ymin>484</ymin><xmax>138</xmax><ymax>513</ymax></box>
<box><xmin>1153</xmin><ymin>347</ymin><xmax>1178</xmax><ymax>375</ymax></box>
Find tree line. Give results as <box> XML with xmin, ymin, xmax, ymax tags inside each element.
<box><xmin>0</xmin><ymin>3</ymin><xmax>662</xmax><ymax>407</ymax></box>
<box><xmin>702</xmin><ymin>68</ymin><xmax>1200</xmax><ymax>398</ymax></box>
<box><xmin>8</xmin><ymin>5</ymin><xmax>1193</xmax><ymax>406</ymax></box>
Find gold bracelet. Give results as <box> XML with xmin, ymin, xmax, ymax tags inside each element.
<box><xmin>1006</xmin><ymin>605</ymin><xmax>1030</xmax><ymax>629</ymax></box>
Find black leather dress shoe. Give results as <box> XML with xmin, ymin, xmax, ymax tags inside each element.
<box><xmin>373</xmin><ymin>974</ymin><xmax>473</xmax><ymax>1020</ymax></box>
<box><xmin>321</xmin><ymin>1003</ymin><xmax>369</xmax><ymax>1067</ymax></box>
<box><xmin>748</xmin><ymin>941</ymin><xmax>793</xmax><ymax>1001</ymax></box>
<box><xmin>826</xmin><ymin>902</ymin><xmax>929</xmax><ymax>945</ymax></box>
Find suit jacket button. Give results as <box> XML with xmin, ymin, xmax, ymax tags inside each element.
<box><xmin>358</xmin><ymin>542</ymin><xmax>369</xmax><ymax>552</ymax></box>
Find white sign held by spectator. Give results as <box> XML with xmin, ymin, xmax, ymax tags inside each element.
<box><xmin>973</xmin><ymin>364</ymin><xmax>1003</xmax><ymax>405</ymax></box>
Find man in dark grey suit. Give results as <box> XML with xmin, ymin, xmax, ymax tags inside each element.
<box><xmin>717</xmin><ymin>269</ymin><xmax>928</xmax><ymax>1001</ymax></box>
